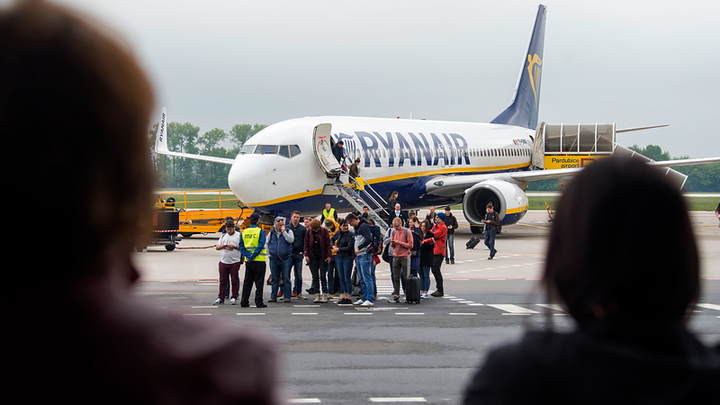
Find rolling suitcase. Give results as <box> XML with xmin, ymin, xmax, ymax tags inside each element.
<box><xmin>466</xmin><ymin>236</ymin><xmax>481</xmax><ymax>249</ymax></box>
<box><xmin>405</xmin><ymin>274</ymin><xmax>421</xmax><ymax>304</ymax></box>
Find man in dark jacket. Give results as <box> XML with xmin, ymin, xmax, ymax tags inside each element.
<box><xmin>286</xmin><ymin>211</ymin><xmax>307</xmax><ymax>300</ymax></box>
<box><xmin>483</xmin><ymin>204</ymin><xmax>500</xmax><ymax>259</ymax></box>
<box><xmin>387</xmin><ymin>203</ymin><xmax>409</xmax><ymax>227</ymax></box>
<box><xmin>443</xmin><ymin>206</ymin><xmax>459</xmax><ymax>264</ymax></box>
<box><xmin>267</xmin><ymin>217</ymin><xmax>294</xmax><ymax>303</ymax></box>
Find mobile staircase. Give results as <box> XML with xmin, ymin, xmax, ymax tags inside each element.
<box><xmin>321</xmin><ymin>174</ymin><xmax>390</xmax><ymax>234</ymax></box>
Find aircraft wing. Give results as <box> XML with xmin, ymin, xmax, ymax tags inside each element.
<box><xmin>425</xmin><ymin>150</ymin><xmax>718</xmax><ymax>197</ymax></box>
<box><xmin>154</xmin><ymin>107</ymin><xmax>235</xmax><ymax>165</ymax></box>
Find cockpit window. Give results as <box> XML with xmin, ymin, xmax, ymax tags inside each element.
<box><xmin>255</xmin><ymin>145</ymin><xmax>278</xmax><ymax>155</ymax></box>
<box><xmin>278</xmin><ymin>145</ymin><xmax>290</xmax><ymax>158</ymax></box>
<box><xmin>241</xmin><ymin>144</ymin><xmax>301</xmax><ymax>158</ymax></box>
<box><xmin>240</xmin><ymin>144</ymin><xmax>256</xmax><ymax>154</ymax></box>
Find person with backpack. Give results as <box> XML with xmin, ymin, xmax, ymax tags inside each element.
<box><xmin>346</xmin><ymin>213</ymin><xmax>375</xmax><ymax>307</ymax></box>
<box><xmin>390</xmin><ymin>217</ymin><xmax>414</xmax><ymax>302</ymax></box>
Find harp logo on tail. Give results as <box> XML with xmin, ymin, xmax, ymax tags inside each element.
<box><xmin>527</xmin><ymin>54</ymin><xmax>542</xmax><ymax>104</ymax></box>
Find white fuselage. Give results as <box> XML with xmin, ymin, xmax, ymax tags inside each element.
<box><xmin>228</xmin><ymin>116</ymin><xmax>533</xmax><ymax>216</ymax></box>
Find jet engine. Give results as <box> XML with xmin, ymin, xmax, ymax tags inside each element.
<box><xmin>462</xmin><ymin>180</ymin><xmax>528</xmax><ymax>234</ymax></box>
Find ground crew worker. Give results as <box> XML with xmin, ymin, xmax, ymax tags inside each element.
<box><xmin>322</xmin><ymin>202</ymin><xmax>338</xmax><ymax>222</ymax></box>
<box><xmin>238</xmin><ymin>213</ymin><xmax>268</xmax><ymax>308</ymax></box>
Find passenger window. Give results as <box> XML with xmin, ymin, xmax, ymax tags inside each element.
<box><xmin>278</xmin><ymin>145</ymin><xmax>290</xmax><ymax>158</ymax></box>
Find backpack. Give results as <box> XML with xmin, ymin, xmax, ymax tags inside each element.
<box><xmin>366</xmin><ymin>223</ymin><xmax>383</xmax><ymax>254</ymax></box>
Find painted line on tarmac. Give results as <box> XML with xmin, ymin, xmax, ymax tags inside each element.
<box><xmin>697</xmin><ymin>303</ymin><xmax>720</xmax><ymax>311</ymax></box>
<box><xmin>487</xmin><ymin>304</ymin><xmax>539</xmax><ymax>314</ymax></box>
<box><xmin>370</xmin><ymin>397</ymin><xmax>427</xmax><ymax>403</ymax></box>
<box><xmin>236</xmin><ymin>313</ymin><xmax>265</xmax><ymax>316</ymax></box>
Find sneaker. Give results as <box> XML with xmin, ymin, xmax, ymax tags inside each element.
<box><xmin>360</xmin><ymin>300</ymin><xmax>374</xmax><ymax>307</ymax></box>
<box><xmin>278</xmin><ymin>290</ymin><xmax>283</xmax><ymax>297</ymax></box>
<box><xmin>451</xmin><ymin>259</ymin><xmax>455</xmax><ymax>264</ymax></box>
<box><xmin>268</xmin><ymin>297</ymin><xmax>277</xmax><ymax>303</ymax></box>
<box><xmin>256</xmin><ymin>303</ymin><xmax>268</xmax><ymax>308</ymax></box>
<box><xmin>212</xmin><ymin>298</ymin><xmax>224</xmax><ymax>305</ymax></box>
<box><xmin>353</xmin><ymin>298</ymin><xmax>364</xmax><ymax>305</ymax></box>
<box><xmin>431</xmin><ymin>290</ymin><xmax>444</xmax><ymax>297</ymax></box>
<box><xmin>392</xmin><ymin>295</ymin><xmax>400</xmax><ymax>303</ymax></box>
<box><xmin>283</xmin><ymin>298</ymin><xmax>292</xmax><ymax>303</ymax></box>
<box><xmin>292</xmin><ymin>291</ymin><xmax>297</xmax><ymax>297</ymax></box>
<box><xmin>296</xmin><ymin>294</ymin><xmax>307</xmax><ymax>300</ymax></box>
<box><xmin>230</xmin><ymin>298</ymin><xmax>237</xmax><ymax>305</ymax></box>
<box><xmin>445</xmin><ymin>259</ymin><xmax>450</xmax><ymax>264</ymax></box>
<box><xmin>421</xmin><ymin>293</ymin><xmax>429</xmax><ymax>299</ymax></box>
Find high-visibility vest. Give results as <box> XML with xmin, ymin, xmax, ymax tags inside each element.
<box><xmin>323</xmin><ymin>208</ymin><xmax>336</xmax><ymax>221</ymax></box>
<box><xmin>242</xmin><ymin>226</ymin><xmax>267</xmax><ymax>262</ymax></box>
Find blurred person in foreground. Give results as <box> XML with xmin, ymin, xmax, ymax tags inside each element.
<box><xmin>463</xmin><ymin>156</ymin><xmax>719</xmax><ymax>404</ymax></box>
<box><xmin>2</xmin><ymin>1</ymin><xmax>280</xmax><ymax>403</ymax></box>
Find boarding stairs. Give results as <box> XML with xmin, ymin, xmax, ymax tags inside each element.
<box><xmin>322</xmin><ymin>174</ymin><xmax>390</xmax><ymax>234</ymax></box>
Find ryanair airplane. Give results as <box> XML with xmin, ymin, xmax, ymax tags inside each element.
<box><xmin>155</xmin><ymin>5</ymin><xmax>718</xmax><ymax>233</ymax></box>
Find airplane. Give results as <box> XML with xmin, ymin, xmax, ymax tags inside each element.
<box><xmin>155</xmin><ymin>4</ymin><xmax>719</xmax><ymax>233</ymax></box>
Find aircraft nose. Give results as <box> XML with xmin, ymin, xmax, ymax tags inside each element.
<box><xmin>228</xmin><ymin>155</ymin><xmax>267</xmax><ymax>205</ymax></box>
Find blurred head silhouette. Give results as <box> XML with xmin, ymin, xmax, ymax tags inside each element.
<box><xmin>1</xmin><ymin>0</ymin><xmax>155</xmax><ymax>288</ymax></box>
<box><xmin>543</xmin><ymin>156</ymin><xmax>699</xmax><ymax>326</ymax></box>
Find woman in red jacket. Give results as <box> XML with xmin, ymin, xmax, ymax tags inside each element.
<box><xmin>427</xmin><ymin>213</ymin><xmax>447</xmax><ymax>297</ymax></box>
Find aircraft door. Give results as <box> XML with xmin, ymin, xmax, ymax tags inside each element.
<box><xmin>313</xmin><ymin>123</ymin><xmax>342</xmax><ymax>176</ymax></box>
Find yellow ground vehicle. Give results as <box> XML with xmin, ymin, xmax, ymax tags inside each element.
<box><xmin>155</xmin><ymin>190</ymin><xmax>271</xmax><ymax>237</ymax></box>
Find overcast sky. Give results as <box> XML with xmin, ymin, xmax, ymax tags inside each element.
<box><xmin>24</xmin><ymin>0</ymin><xmax>720</xmax><ymax>157</ymax></box>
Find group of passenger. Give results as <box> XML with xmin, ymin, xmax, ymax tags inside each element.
<box><xmin>214</xmin><ymin>199</ymin><xmax>464</xmax><ymax>307</ymax></box>
<box><xmin>10</xmin><ymin>1</ymin><xmax>717</xmax><ymax>402</ymax></box>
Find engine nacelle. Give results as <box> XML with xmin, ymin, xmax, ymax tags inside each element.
<box><xmin>462</xmin><ymin>180</ymin><xmax>528</xmax><ymax>232</ymax></box>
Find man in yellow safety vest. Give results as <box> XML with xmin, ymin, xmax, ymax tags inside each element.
<box><xmin>238</xmin><ymin>213</ymin><xmax>268</xmax><ymax>308</ymax></box>
<box><xmin>322</xmin><ymin>202</ymin><xmax>338</xmax><ymax>223</ymax></box>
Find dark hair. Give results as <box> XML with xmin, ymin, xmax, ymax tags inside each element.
<box><xmin>543</xmin><ymin>157</ymin><xmax>699</xmax><ymax>325</ymax></box>
<box><xmin>2</xmin><ymin>1</ymin><xmax>154</xmax><ymax>284</ymax></box>
<box><xmin>346</xmin><ymin>213</ymin><xmax>358</xmax><ymax>222</ymax></box>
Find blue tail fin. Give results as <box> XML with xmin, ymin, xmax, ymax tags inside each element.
<box><xmin>491</xmin><ymin>4</ymin><xmax>547</xmax><ymax>129</ymax></box>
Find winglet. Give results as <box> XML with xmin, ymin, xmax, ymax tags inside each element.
<box><xmin>491</xmin><ymin>4</ymin><xmax>547</xmax><ymax>129</ymax></box>
<box><xmin>154</xmin><ymin>107</ymin><xmax>169</xmax><ymax>154</ymax></box>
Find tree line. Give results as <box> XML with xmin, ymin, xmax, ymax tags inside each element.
<box><xmin>148</xmin><ymin>122</ymin><xmax>266</xmax><ymax>188</ymax></box>
<box><xmin>147</xmin><ymin>124</ymin><xmax>718</xmax><ymax>192</ymax></box>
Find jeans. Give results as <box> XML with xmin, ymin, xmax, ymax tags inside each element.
<box><xmin>446</xmin><ymin>233</ymin><xmax>455</xmax><ymax>261</ymax></box>
<box><xmin>357</xmin><ymin>254</ymin><xmax>374</xmax><ymax>303</ymax></box>
<box><xmin>327</xmin><ymin>257</ymin><xmax>337</xmax><ymax>294</ymax></box>
<box><xmin>410</xmin><ymin>257</ymin><xmax>420</xmax><ymax>277</ymax></box>
<box><xmin>309</xmin><ymin>256</ymin><xmax>328</xmax><ymax>294</ymax></box>
<box><xmin>484</xmin><ymin>229</ymin><xmax>497</xmax><ymax>255</ymax></box>
<box><xmin>269</xmin><ymin>256</ymin><xmax>292</xmax><ymax>299</ymax></box>
<box><xmin>336</xmin><ymin>255</ymin><xmax>354</xmax><ymax>295</ymax></box>
<box><xmin>420</xmin><ymin>265</ymin><xmax>432</xmax><ymax>291</ymax></box>
<box><xmin>291</xmin><ymin>252</ymin><xmax>304</xmax><ymax>295</ymax></box>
